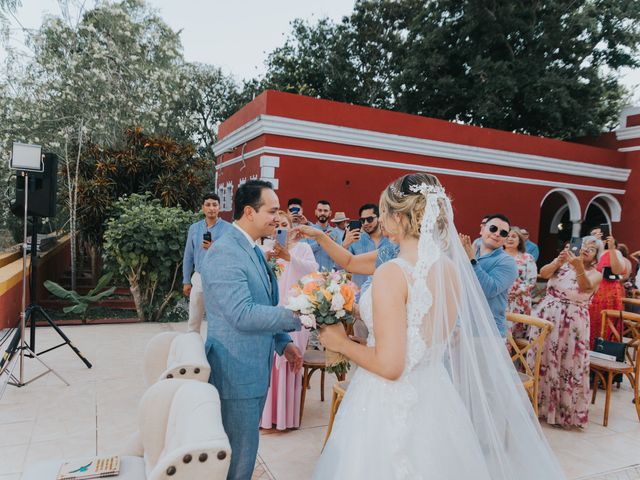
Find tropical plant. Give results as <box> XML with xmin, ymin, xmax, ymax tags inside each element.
<box><xmin>102</xmin><ymin>193</ymin><xmax>197</xmax><ymax>322</ymax></box>
<box><xmin>43</xmin><ymin>272</ymin><xmax>116</xmax><ymax>321</ymax></box>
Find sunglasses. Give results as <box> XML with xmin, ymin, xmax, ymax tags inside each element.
<box><xmin>488</xmin><ymin>224</ymin><xmax>509</xmax><ymax>238</ymax></box>
<box><xmin>360</xmin><ymin>215</ymin><xmax>378</xmax><ymax>224</ymax></box>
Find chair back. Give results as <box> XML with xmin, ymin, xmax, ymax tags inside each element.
<box><xmin>506</xmin><ymin>312</ymin><xmax>554</xmax><ymax>410</ymax></box>
<box><xmin>144</xmin><ymin>332</ymin><xmax>210</xmax><ymax>386</ymax></box>
<box><xmin>138</xmin><ymin>379</ymin><xmax>231</xmax><ymax>480</ymax></box>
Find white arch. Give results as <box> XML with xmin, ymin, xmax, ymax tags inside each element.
<box><xmin>549</xmin><ymin>205</ymin><xmax>569</xmax><ymax>234</ymax></box>
<box><xmin>540</xmin><ymin>188</ymin><xmax>582</xmax><ymax>222</ymax></box>
<box><xmin>585</xmin><ymin>194</ymin><xmax>622</xmax><ymax>222</ymax></box>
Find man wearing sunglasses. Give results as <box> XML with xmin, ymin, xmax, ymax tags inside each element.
<box><xmin>460</xmin><ymin>214</ymin><xmax>518</xmax><ymax>337</ymax></box>
<box><xmin>344</xmin><ymin>203</ymin><xmax>395</xmax><ymax>289</ymax></box>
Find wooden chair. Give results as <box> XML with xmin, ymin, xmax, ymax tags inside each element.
<box><xmin>506</xmin><ymin>312</ymin><xmax>554</xmax><ymax>416</ymax></box>
<box><xmin>323</xmin><ymin>380</ymin><xmax>349</xmax><ymax>449</ymax></box>
<box><xmin>590</xmin><ymin>310</ymin><xmax>640</xmax><ymax>426</ymax></box>
<box><xmin>299</xmin><ymin>349</ymin><xmax>346</xmax><ymax>425</ymax></box>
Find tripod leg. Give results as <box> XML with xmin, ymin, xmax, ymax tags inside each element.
<box><xmin>32</xmin><ymin>306</ymin><xmax>92</xmax><ymax>369</ymax></box>
<box><xmin>0</xmin><ymin>327</ymin><xmax>21</xmax><ymax>373</ymax></box>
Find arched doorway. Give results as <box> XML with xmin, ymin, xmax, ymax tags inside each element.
<box><xmin>582</xmin><ymin>194</ymin><xmax>622</xmax><ymax>237</ymax></box>
<box><xmin>538</xmin><ymin>188</ymin><xmax>582</xmax><ymax>266</ymax></box>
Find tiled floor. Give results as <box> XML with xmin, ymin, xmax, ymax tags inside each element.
<box><xmin>1</xmin><ymin>321</ymin><xmax>640</xmax><ymax>479</ymax></box>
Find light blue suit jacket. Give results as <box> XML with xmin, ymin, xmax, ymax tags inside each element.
<box><xmin>202</xmin><ymin>226</ymin><xmax>300</xmax><ymax>400</ymax></box>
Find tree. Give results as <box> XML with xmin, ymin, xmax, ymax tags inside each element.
<box><xmin>263</xmin><ymin>0</ymin><xmax>640</xmax><ymax>139</ymax></box>
<box><xmin>102</xmin><ymin>193</ymin><xmax>196</xmax><ymax>322</ymax></box>
<box><xmin>77</xmin><ymin>126</ymin><xmax>214</xmax><ymax>277</ymax></box>
<box><xmin>0</xmin><ymin>0</ymin><xmax>184</xmax><ymax>289</ymax></box>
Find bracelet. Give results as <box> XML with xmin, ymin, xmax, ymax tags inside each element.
<box><xmin>575</xmin><ymin>271</ymin><xmax>585</xmax><ymax>278</ymax></box>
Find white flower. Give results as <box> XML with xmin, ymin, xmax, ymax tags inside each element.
<box><xmin>327</xmin><ymin>281</ymin><xmax>340</xmax><ymax>294</ymax></box>
<box><xmin>285</xmin><ymin>294</ymin><xmax>314</xmax><ymax>315</ymax></box>
<box><xmin>299</xmin><ymin>314</ymin><xmax>317</xmax><ymax>329</ymax></box>
<box><xmin>336</xmin><ymin>309</ymin><xmax>345</xmax><ymax>319</ymax></box>
<box><xmin>330</xmin><ymin>292</ymin><xmax>345</xmax><ymax>312</ymax></box>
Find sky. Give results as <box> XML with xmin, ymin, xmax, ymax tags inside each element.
<box><xmin>3</xmin><ymin>0</ymin><xmax>639</xmax><ymax>103</ymax></box>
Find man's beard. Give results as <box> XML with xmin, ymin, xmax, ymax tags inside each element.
<box><xmin>317</xmin><ymin>215</ymin><xmax>328</xmax><ymax>223</ymax></box>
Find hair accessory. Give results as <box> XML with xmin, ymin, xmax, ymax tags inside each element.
<box><xmin>408</xmin><ymin>183</ymin><xmax>447</xmax><ymax>198</ymax></box>
<box><xmin>390</xmin><ymin>184</ymin><xmax>406</xmax><ymax>198</ymax></box>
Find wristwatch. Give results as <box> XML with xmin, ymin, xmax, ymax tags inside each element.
<box><xmin>470</xmin><ymin>259</ymin><xmax>477</xmax><ymax>266</ymax></box>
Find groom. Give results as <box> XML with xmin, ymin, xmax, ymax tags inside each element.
<box><xmin>202</xmin><ymin>180</ymin><xmax>303</xmax><ymax>480</ymax></box>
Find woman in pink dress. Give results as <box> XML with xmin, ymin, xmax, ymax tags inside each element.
<box><xmin>527</xmin><ymin>237</ymin><xmax>602</xmax><ymax>428</ymax></box>
<box><xmin>260</xmin><ymin>211</ymin><xmax>318</xmax><ymax>430</ymax></box>
<box><xmin>504</xmin><ymin>228</ymin><xmax>538</xmax><ymax>338</ymax></box>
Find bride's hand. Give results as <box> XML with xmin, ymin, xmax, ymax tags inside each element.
<box><xmin>290</xmin><ymin>225</ymin><xmax>321</xmax><ymax>242</ymax></box>
<box><xmin>318</xmin><ymin>323</ymin><xmax>349</xmax><ymax>352</ymax></box>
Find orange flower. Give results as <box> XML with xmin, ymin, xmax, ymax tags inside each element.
<box><xmin>341</xmin><ymin>284</ymin><xmax>355</xmax><ymax>312</ymax></box>
<box><xmin>322</xmin><ymin>289</ymin><xmax>332</xmax><ymax>301</ymax></box>
<box><xmin>303</xmin><ymin>281</ymin><xmax>319</xmax><ymax>295</ymax></box>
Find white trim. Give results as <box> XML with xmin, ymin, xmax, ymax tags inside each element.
<box><xmin>619</xmin><ymin>106</ymin><xmax>640</xmax><ymax>128</ymax></box>
<box><xmin>260</xmin><ymin>155</ymin><xmax>280</xmax><ymax>167</ymax></box>
<box><xmin>586</xmin><ymin>201</ymin><xmax>612</xmax><ymax>230</ymax></box>
<box><xmin>214</xmin><ymin>114</ymin><xmax>631</xmax><ymax>182</ymax></box>
<box><xmin>618</xmin><ymin>146</ymin><xmax>640</xmax><ymax>152</ymax></box>
<box><xmin>540</xmin><ymin>189</ymin><xmax>582</xmax><ymax>222</ymax></box>
<box><xmin>585</xmin><ymin>194</ymin><xmax>622</xmax><ymax>222</ymax></box>
<box><xmin>216</xmin><ymin>145</ymin><xmax>626</xmax><ymax>195</ymax></box>
<box><xmin>616</xmin><ymin>125</ymin><xmax>640</xmax><ymax>141</ymax></box>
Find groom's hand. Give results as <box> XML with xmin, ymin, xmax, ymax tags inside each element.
<box><xmin>283</xmin><ymin>343</ymin><xmax>303</xmax><ymax>373</ymax></box>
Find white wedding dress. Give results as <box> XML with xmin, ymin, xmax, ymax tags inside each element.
<box><xmin>313</xmin><ymin>182</ymin><xmax>565</xmax><ymax>479</ymax></box>
<box><xmin>313</xmin><ymin>258</ymin><xmax>492</xmax><ymax>479</ymax></box>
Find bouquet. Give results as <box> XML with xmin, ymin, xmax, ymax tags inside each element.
<box><xmin>267</xmin><ymin>257</ymin><xmax>285</xmax><ymax>279</ymax></box>
<box><xmin>285</xmin><ymin>271</ymin><xmax>358</xmax><ymax>374</ymax></box>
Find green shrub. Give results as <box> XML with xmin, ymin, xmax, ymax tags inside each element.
<box><xmin>103</xmin><ymin>193</ymin><xmax>197</xmax><ymax>322</ymax></box>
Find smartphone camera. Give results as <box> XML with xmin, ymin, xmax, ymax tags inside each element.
<box><xmin>348</xmin><ymin>220</ymin><xmax>361</xmax><ymax>231</ymax></box>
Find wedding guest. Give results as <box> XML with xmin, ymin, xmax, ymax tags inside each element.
<box><xmin>260</xmin><ymin>211</ymin><xmax>318</xmax><ymax>430</ymax></box>
<box><xmin>460</xmin><ymin>214</ymin><xmax>518</xmax><ymax>337</ymax></box>
<box><xmin>590</xmin><ymin>226</ymin><xmax>604</xmax><ymax>241</ymax></box>
<box><xmin>472</xmin><ymin>214</ymin><xmax>491</xmax><ymax>249</ymax></box>
<box><xmin>330</xmin><ymin>211</ymin><xmax>350</xmax><ymax>242</ymax></box>
<box><xmin>504</xmin><ymin>227</ymin><xmax>538</xmax><ymax>338</ymax></box>
<box><xmin>520</xmin><ymin>227</ymin><xmax>540</xmax><ymax>262</ymax></box>
<box><xmin>528</xmin><ymin>237</ymin><xmax>602</xmax><ymax>428</ymax></box>
<box><xmin>589</xmin><ymin>235</ymin><xmax>628</xmax><ymax>349</ymax></box>
<box><xmin>182</xmin><ymin>193</ymin><xmax>232</xmax><ymax>333</ymax></box>
<box><xmin>309</xmin><ymin>200</ymin><xmax>342</xmax><ymax>271</ymax></box>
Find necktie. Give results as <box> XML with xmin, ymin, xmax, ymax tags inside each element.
<box><xmin>253</xmin><ymin>246</ymin><xmax>279</xmax><ymax>306</ymax></box>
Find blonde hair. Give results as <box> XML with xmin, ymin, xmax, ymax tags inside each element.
<box><xmin>277</xmin><ymin>210</ymin><xmax>293</xmax><ymax>228</ymax></box>
<box><xmin>380</xmin><ymin>173</ymin><xmax>449</xmax><ymax>241</ymax></box>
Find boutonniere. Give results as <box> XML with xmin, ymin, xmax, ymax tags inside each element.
<box><xmin>267</xmin><ymin>257</ymin><xmax>285</xmax><ymax>279</ymax></box>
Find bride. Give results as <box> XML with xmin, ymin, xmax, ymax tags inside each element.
<box><xmin>308</xmin><ymin>173</ymin><xmax>565</xmax><ymax>479</ymax></box>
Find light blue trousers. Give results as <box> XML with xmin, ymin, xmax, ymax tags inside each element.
<box><xmin>221</xmin><ymin>396</ymin><xmax>267</xmax><ymax>480</ymax></box>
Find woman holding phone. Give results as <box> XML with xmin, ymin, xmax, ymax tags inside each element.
<box><xmin>260</xmin><ymin>211</ymin><xmax>318</xmax><ymax>430</ymax></box>
<box><xmin>589</xmin><ymin>234</ymin><xmax>630</xmax><ymax>349</ymax></box>
<box><xmin>528</xmin><ymin>236</ymin><xmax>602</xmax><ymax>428</ymax></box>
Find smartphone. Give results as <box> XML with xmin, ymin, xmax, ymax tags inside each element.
<box><xmin>348</xmin><ymin>220</ymin><xmax>361</xmax><ymax>231</ymax></box>
<box><xmin>569</xmin><ymin>237</ymin><xmax>582</xmax><ymax>255</ymax></box>
<box><xmin>599</xmin><ymin>223</ymin><xmax>610</xmax><ymax>238</ymax></box>
<box><xmin>289</xmin><ymin>206</ymin><xmax>301</xmax><ymax>215</ymax></box>
<box><xmin>276</xmin><ymin>228</ymin><xmax>288</xmax><ymax>246</ymax></box>
<box><xmin>203</xmin><ymin>231</ymin><xmax>212</xmax><ymax>242</ymax></box>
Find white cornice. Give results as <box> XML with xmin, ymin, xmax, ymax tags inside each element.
<box><xmin>216</xmin><ymin>145</ymin><xmax>625</xmax><ymax>196</ymax></box>
<box><xmin>616</xmin><ymin>125</ymin><xmax>640</xmax><ymax>141</ymax></box>
<box><xmin>214</xmin><ymin>114</ymin><xmax>630</xmax><ymax>182</ymax></box>
<box><xmin>618</xmin><ymin>146</ymin><xmax>640</xmax><ymax>152</ymax></box>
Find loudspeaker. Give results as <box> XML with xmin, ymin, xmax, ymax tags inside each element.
<box><xmin>11</xmin><ymin>153</ymin><xmax>58</xmax><ymax>218</ymax></box>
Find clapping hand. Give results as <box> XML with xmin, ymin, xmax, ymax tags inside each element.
<box><xmin>458</xmin><ymin>234</ymin><xmax>475</xmax><ymax>261</ymax></box>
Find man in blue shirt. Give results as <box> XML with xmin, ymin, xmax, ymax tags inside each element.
<box><xmin>182</xmin><ymin>192</ymin><xmax>232</xmax><ymax>332</ymax></box>
<box><xmin>308</xmin><ymin>200</ymin><xmax>341</xmax><ymax>271</ymax></box>
<box><xmin>460</xmin><ymin>214</ymin><xmax>518</xmax><ymax>337</ymax></box>
<box><xmin>519</xmin><ymin>227</ymin><xmax>539</xmax><ymax>262</ymax></box>
<box><xmin>344</xmin><ymin>203</ymin><xmax>394</xmax><ymax>289</ymax></box>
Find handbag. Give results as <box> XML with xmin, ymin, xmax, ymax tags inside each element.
<box><xmin>593</xmin><ymin>311</ymin><xmax>627</xmax><ymax>383</ymax></box>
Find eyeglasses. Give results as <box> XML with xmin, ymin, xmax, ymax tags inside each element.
<box><xmin>360</xmin><ymin>215</ymin><xmax>378</xmax><ymax>224</ymax></box>
<box><xmin>488</xmin><ymin>225</ymin><xmax>509</xmax><ymax>238</ymax></box>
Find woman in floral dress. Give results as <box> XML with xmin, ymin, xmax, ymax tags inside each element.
<box><xmin>504</xmin><ymin>228</ymin><xmax>538</xmax><ymax>338</ymax></box>
<box><xmin>528</xmin><ymin>236</ymin><xmax>602</xmax><ymax>428</ymax></box>
<box><xmin>260</xmin><ymin>211</ymin><xmax>318</xmax><ymax>430</ymax></box>
<box><xmin>589</xmin><ymin>236</ymin><xmax>630</xmax><ymax>348</ymax></box>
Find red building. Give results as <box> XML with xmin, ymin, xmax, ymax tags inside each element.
<box><xmin>213</xmin><ymin>91</ymin><xmax>640</xmax><ymax>264</ymax></box>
